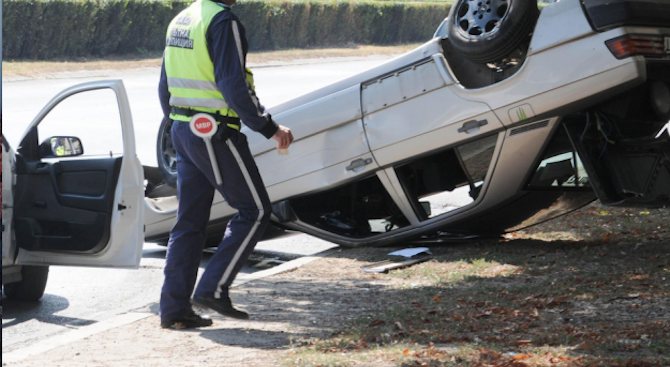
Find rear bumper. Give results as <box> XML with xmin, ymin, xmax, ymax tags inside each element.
<box><xmin>581</xmin><ymin>0</ymin><xmax>670</xmax><ymax>31</ymax></box>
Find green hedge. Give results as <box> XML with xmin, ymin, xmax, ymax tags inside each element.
<box><xmin>2</xmin><ymin>0</ymin><xmax>452</xmax><ymax>60</ymax></box>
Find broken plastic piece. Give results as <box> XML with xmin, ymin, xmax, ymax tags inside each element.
<box><xmin>387</xmin><ymin>247</ymin><xmax>432</xmax><ymax>258</ymax></box>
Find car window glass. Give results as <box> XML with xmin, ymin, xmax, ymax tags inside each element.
<box><xmin>37</xmin><ymin>89</ymin><xmax>123</xmax><ymax>158</ymax></box>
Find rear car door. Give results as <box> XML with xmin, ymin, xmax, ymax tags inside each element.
<box><xmin>14</xmin><ymin>80</ymin><xmax>145</xmax><ymax>268</ymax></box>
<box><xmin>361</xmin><ymin>57</ymin><xmax>505</xmax><ymax>222</ymax></box>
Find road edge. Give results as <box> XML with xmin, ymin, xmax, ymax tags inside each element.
<box><xmin>2</xmin><ymin>312</ymin><xmax>153</xmax><ymax>365</ymax></box>
<box><xmin>2</xmin><ymin>55</ymin><xmax>393</xmax><ymax>83</ymax></box>
<box><xmin>1</xmin><ymin>248</ymin><xmax>338</xmax><ymax>365</ymax></box>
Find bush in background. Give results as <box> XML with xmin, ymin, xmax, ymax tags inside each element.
<box><xmin>2</xmin><ymin>0</ymin><xmax>452</xmax><ymax>60</ymax></box>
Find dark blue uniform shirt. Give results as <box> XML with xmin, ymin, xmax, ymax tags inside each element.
<box><xmin>159</xmin><ymin>2</ymin><xmax>278</xmax><ymax>139</ymax></box>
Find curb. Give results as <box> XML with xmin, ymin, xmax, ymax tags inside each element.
<box><xmin>232</xmin><ymin>248</ymin><xmax>338</xmax><ymax>289</ymax></box>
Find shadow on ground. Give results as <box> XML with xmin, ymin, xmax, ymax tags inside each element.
<box><xmin>1</xmin><ymin>294</ymin><xmax>95</xmax><ymax>329</ymax></box>
<box><xmin>222</xmin><ymin>229</ymin><xmax>669</xmax><ymax>366</ymax></box>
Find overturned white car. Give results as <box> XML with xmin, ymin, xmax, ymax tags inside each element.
<box><xmin>147</xmin><ymin>0</ymin><xmax>670</xmax><ymax>247</ymax></box>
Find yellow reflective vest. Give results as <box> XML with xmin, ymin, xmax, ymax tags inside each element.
<box><xmin>164</xmin><ymin>0</ymin><xmax>254</xmax><ymax>128</ymax></box>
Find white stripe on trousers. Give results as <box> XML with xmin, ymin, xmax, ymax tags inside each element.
<box><xmin>214</xmin><ymin>139</ymin><xmax>264</xmax><ymax>299</ymax></box>
<box><xmin>231</xmin><ymin>20</ymin><xmax>263</xmax><ymax>118</ymax></box>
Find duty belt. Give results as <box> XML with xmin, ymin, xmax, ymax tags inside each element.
<box><xmin>171</xmin><ymin>107</ymin><xmax>241</xmax><ymax>131</ymax></box>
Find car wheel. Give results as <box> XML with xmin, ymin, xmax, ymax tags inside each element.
<box><xmin>4</xmin><ymin>266</ymin><xmax>50</xmax><ymax>301</ymax></box>
<box><xmin>157</xmin><ymin>117</ymin><xmax>178</xmax><ymax>188</ymax></box>
<box><xmin>447</xmin><ymin>0</ymin><xmax>539</xmax><ymax>63</ymax></box>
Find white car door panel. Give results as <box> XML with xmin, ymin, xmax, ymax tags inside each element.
<box><xmin>2</xmin><ymin>138</ymin><xmax>16</xmax><ymax>268</ymax></box>
<box><xmin>363</xmin><ymin>84</ymin><xmax>503</xmax><ymax>167</ymax></box>
<box><xmin>249</xmin><ymin>85</ymin><xmax>362</xmax><ymax>157</ymax></box>
<box><xmin>15</xmin><ymin>80</ymin><xmax>145</xmax><ymax>268</ymax></box>
<box><xmin>265</xmin><ymin>152</ymin><xmax>379</xmax><ymax>203</ymax></box>
<box><xmin>248</xmin><ymin>85</ymin><xmax>378</xmax><ymax>199</ymax></box>
<box><xmin>255</xmin><ymin>119</ymin><xmax>371</xmax><ymax>189</ymax></box>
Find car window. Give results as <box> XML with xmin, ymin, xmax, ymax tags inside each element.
<box><xmin>395</xmin><ymin>134</ymin><xmax>498</xmax><ymax>220</ymax></box>
<box><xmin>37</xmin><ymin>89</ymin><xmax>124</xmax><ymax>158</ymax></box>
<box><xmin>528</xmin><ymin>126</ymin><xmax>590</xmax><ymax>189</ymax></box>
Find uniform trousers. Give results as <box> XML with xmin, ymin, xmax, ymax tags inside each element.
<box><xmin>160</xmin><ymin>120</ymin><xmax>271</xmax><ymax>321</ymax></box>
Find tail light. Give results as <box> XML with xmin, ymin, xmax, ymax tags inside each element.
<box><xmin>605</xmin><ymin>34</ymin><xmax>670</xmax><ymax>59</ymax></box>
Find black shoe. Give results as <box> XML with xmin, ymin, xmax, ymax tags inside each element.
<box><xmin>160</xmin><ymin>310</ymin><xmax>213</xmax><ymax>329</ymax></box>
<box><xmin>192</xmin><ymin>295</ymin><xmax>249</xmax><ymax>320</ymax></box>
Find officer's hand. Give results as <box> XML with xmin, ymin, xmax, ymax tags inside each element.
<box><xmin>272</xmin><ymin>125</ymin><xmax>294</xmax><ymax>150</ymax></box>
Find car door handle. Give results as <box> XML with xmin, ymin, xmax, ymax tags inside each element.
<box><xmin>346</xmin><ymin>158</ymin><xmax>373</xmax><ymax>173</ymax></box>
<box><xmin>458</xmin><ymin>119</ymin><xmax>488</xmax><ymax>134</ymax></box>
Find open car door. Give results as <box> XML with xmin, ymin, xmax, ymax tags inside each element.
<box><xmin>14</xmin><ymin>80</ymin><xmax>145</xmax><ymax>268</ymax></box>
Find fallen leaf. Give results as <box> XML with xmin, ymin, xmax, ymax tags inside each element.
<box><xmin>368</xmin><ymin>319</ymin><xmax>385</xmax><ymax>327</ymax></box>
<box><xmin>395</xmin><ymin>321</ymin><xmax>405</xmax><ymax>331</ymax></box>
<box><xmin>550</xmin><ymin>356</ymin><xmax>572</xmax><ymax>363</ymax></box>
<box><xmin>571</xmin><ymin>341</ymin><xmax>593</xmax><ymax>351</ymax></box>
<box><xmin>355</xmin><ymin>341</ymin><xmax>369</xmax><ymax>349</ymax></box>
<box><xmin>403</xmin><ymin>348</ymin><xmax>410</xmax><ymax>355</ymax></box>
<box><xmin>478</xmin><ymin>348</ymin><xmax>501</xmax><ymax>360</ymax></box>
<box><xmin>513</xmin><ymin>339</ymin><xmax>532</xmax><ymax>346</ymax></box>
<box><xmin>601</xmin><ymin>231</ymin><xmax>614</xmax><ymax>242</ymax></box>
<box><xmin>432</xmin><ymin>295</ymin><xmax>441</xmax><ymax>302</ymax></box>
<box><xmin>511</xmin><ymin>354</ymin><xmax>532</xmax><ymax>360</ymax></box>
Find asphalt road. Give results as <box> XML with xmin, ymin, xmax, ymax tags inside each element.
<box><xmin>1</xmin><ymin>56</ymin><xmax>388</xmax><ymax>354</ymax></box>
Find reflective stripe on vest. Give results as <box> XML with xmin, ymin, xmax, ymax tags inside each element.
<box><xmin>165</xmin><ymin>0</ymin><xmax>237</xmax><ymax>124</ymax></box>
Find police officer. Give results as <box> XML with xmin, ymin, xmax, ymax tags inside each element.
<box><xmin>158</xmin><ymin>0</ymin><xmax>293</xmax><ymax>329</ymax></box>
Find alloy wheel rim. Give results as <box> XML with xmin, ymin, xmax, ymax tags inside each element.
<box><xmin>455</xmin><ymin>0</ymin><xmax>510</xmax><ymax>38</ymax></box>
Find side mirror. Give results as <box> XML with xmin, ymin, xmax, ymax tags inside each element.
<box><xmin>40</xmin><ymin>136</ymin><xmax>84</xmax><ymax>158</ymax></box>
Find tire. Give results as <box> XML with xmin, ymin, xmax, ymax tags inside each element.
<box><xmin>447</xmin><ymin>0</ymin><xmax>539</xmax><ymax>63</ymax></box>
<box><xmin>157</xmin><ymin>117</ymin><xmax>178</xmax><ymax>188</ymax></box>
<box><xmin>4</xmin><ymin>266</ymin><xmax>50</xmax><ymax>301</ymax></box>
